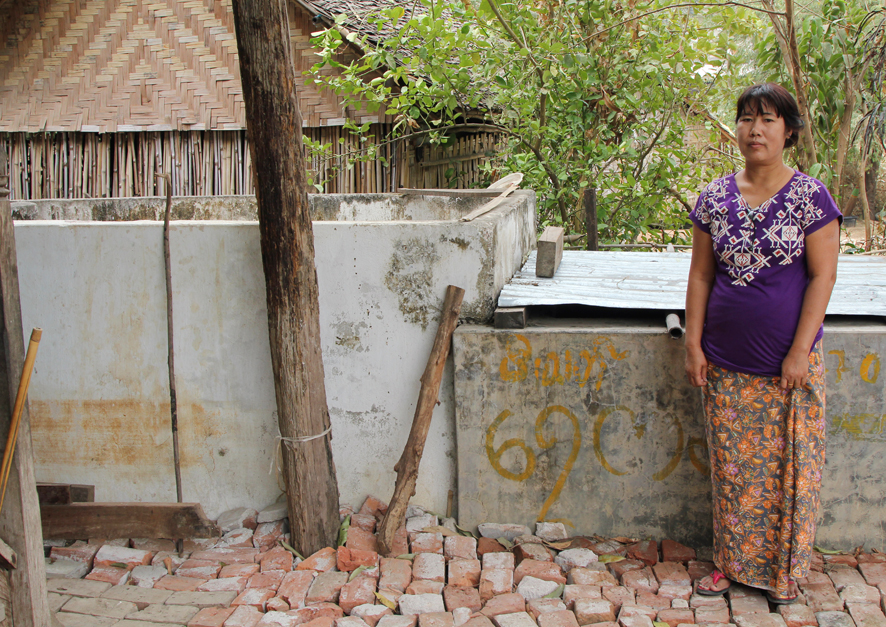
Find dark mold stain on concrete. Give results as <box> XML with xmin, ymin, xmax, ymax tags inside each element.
<box><xmin>384</xmin><ymin>238</ymin><xmax>440</xmax><ymax>331</ymax></box>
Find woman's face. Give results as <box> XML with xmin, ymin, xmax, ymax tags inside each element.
<box><xmin>736</xmin><ymin>101</ymin><xmax>793</xmax><ymax>166</ymax></box>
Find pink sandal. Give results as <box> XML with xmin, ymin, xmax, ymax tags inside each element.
<box><xmin>697</xmin><ymin>570</ymin><xmax>731</xmax><ymax>596</ymax></box>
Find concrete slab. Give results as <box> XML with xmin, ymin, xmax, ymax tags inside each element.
<box><xmin>47</xmin><ymin>578</ymin><xmax>113</xmax><ymax>598</ymax></box>
<box><xmin>454</xmin><ymin>320</ymin><xmax>886</xmax><ymax>547</ymax></box>
<box><xmin>56</xmin><ymin>612</ymin><xmax>119</xmax><ymax>627</ymax></box>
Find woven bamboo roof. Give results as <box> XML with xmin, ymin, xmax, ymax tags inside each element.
<box><xmin>0</xmin><ymin>0</ymin><xmax>387</xmax><ymax>133</ymax></box>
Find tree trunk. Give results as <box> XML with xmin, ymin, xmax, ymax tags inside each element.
<box><xmin>231</xmin><ymin>0</ymin><xmax>340</xmax><ymax>553</ymax></box>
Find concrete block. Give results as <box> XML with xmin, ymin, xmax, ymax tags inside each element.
<box><xmin>399</xmin><ymin>594</ymin><xmax>447</xmax><ymax>616</ymax></box>
<box><xmin>257</xmin><ymin>500</ymin><xmax>288</xmax><ymax>524</ymax></box>
<box><xmin>47</xmin><ymin>577</ymin><xmax>113</xmax><ymax>597</ymax></box>
<box><xmin>535</xmin><ymin>523</ymin><xmax>568</xmax><ymax>542</ymax></box>
<box><xmin>556</xmin><ymin>550</ymin><xmax>599</xmax><ymax>571</ymax></box>
<box><xmin>217</xmin><ymin>507</ymin><xmax>259</xmax><ymax>532</ymax></box>
<box><xmin>100</xmin><ymin>585</ymin><xmax>172</xmax><ymax>608</ymax></box>
<box><xmin>518</xmin><ymin>576</ymin><xmax>562</xmax><ymax>601</ymax></box>
<box><xmin>478</xmin><ymin>524</ymin><xmax>532</xmax><ymax>542</ymax></box>
<box><xmin>56</xmin><ymin>613</ymin><xmax>118</xmax><ymax>627</ymax></box>
<box><xmin>46</xmin><ymin>558</ymin><xmax>91</xmax><ymax>579</ymax></box>
<box><xmin>61</xmin><ymin>596</ymin><xmax>139</xmax><ymax>619</ymax></box>
<box><xmin>126</xmin><ymin>603</ymin><xmax>200</xmax><ymax>624</ymax></box>
<box><xmin>166</xmin><ymin>590</ymin><xmax>238</xmax><ymax>607</ymax></box>
<box><xmin>492</xmin><ymin>612</ymin><xmax>538</xmax><ymax>627</ymax></box>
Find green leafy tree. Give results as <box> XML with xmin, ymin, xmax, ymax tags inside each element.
<box><xmin>308</xmin><ymin>0</ymin><xmax>742</xmax><ymax>244</ymax></box>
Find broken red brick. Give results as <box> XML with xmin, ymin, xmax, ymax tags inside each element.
<box><xmin>306</xmin><ymin>571</ymin><xmax>350</xmax><ymax>604</ymax></box>
<box><xmin>338</xmin><ymin>546</ymin><xmax>381</xmax><ymax>572</ymax></box>
<box><xmin>621</xmin><ymin>568</ymin><xmax>658</xmax><ymax>594</ymax></box>
<box><xmin>659</xmin><ymin>541</ymin><xmax>695</xmax><ymax>564</ymax></box>
<box><xmin>514</xmin><ymin>543</ymin><xmax>554</xmax><ymax>564</ymax></box>
<box><xmin>478</xmin><ymin>538</ymin><xmax>508</xmax><ymax>556</ymax></box>
<box><xmin>656</xmin><ymin>608</ymin><xmax>694</xmax><ymax>627</ymax></box>
<box><xmin>253</xmin><ymin>521</ymin><xmax>286</xmax><ymax>552</ymax></box>
<box><xmin>347</xmin><ymin>528</ymin><xmax>380</xmax><ymax>553</ymax></box>
<box><xmin>380</xmin><ymin>558</ymin><xmax>413</xmax><ymax>593</ymax></box>
<box><xmin>84</xmin><ymin>566</ymin><xmax>130</xmax><ymax>585</ymax></box>
<box><xmin>297</xmin><ymin>547</ymin><xmax>338</xmax><ymax>572</ymax></box>
<box><xmin>359</xmin><ymin>496</ymin><xmax>389</xmax><ymax>520</ymax></box>
<box><xmin>340</xmin><ymin>575</ymin><xmax>378</xmax><ymax>615</ymax></box>
<box><xmin>412</xmin><ymin>534</ymin><xmax>445</xmax><ymax>555</ymax></box>
<box><xmin>261</xmin><ymin>547</ymin><xmax>294</xmax><ymax>572</ymax></box>
<box><xmin>513</xmin><ymin>560</ymin><xmax>565</xmax><ymax>586</ymax></box>
<box><xmin>247</xmin><ymin>569</ymin><xmax>285</xmax><ymax>591</ymax></box>
<box><xmin>232</xmin><ymin>587</ymin><xmax>276</xmax><ymax>611</ymax></box>
<box><xmin>444</xmin><ymin>586</ymin><xmax>483</xmax><ymax>612</ymax></box>
<box><xmin>626</xmin><ymin>542</ymin><xmax>658</xmax><ymax>567</ymax></box>
<box><xmin>176</xmin><ymin>559</ymin><xmax>222</xmax><ymax>579</ymax></box>
<box><xmin>187</xmin><ymin>606</ymin><xmax>235</xmax><ymax>627</ymax></box>
<box><xmin>538</xmin><ymin>610</ymin><xmax>580</xmax><ymax>627</ymax></box>
<box><xmin>448</xmin><ymin>559</ymin><xmax>482</xmax><ymax>588</ymax></box>
<box><xmin>652</xmin><ymin>563</ymin><xmax>691</xmax><ymax>587</ymax></box>
<box><xmin>480</xmin><ymin>593</ymin><xmax>526</xmax><ymax>617</ymax></box>
<box><xmin>278</xmin><ymin>570</ymin><xmax>316</xmax><ymax>608</ymax></box>
<box><xmin>352</xmin><ymin>514</ymin><xmax>378</xmax><ymax>533</ymax></box>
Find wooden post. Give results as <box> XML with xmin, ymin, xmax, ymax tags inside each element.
<box><xmin>536</xmin><ymin>226</ymin><xmax>564</xmax><ymax>278</ymax></box>
<box><xmin>378</xmin><ymin>286</ymin><xmax>465</xmax><ymax>555</ymax></box>
<box><xmin>231</xmin><ymin>0</ymin><xmax>341</xmax><ymax>552</ymax></box>
<box><xmin>0</xmin><ymin>140</ymin><xmax>53</xmax><ymax>627</ymax></box>
<box><xmin>584</xmin><ymin>188</ymin><xmax>598</xmax><ymax>251</ymax></box>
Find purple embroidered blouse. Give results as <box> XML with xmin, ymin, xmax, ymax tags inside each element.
<box><xmin>689</xmin><ymin>171</ymin><xmax>842</xmax><ymax>377</ymax></box>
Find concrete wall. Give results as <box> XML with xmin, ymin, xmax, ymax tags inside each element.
<box><xmin>453</xmin><ymin>319</ymin><xmax>886</xmax><ymax>549</ymax></box>
<box><xmin>14</xmin><ymin>192</ymin><xmax>536</xmax><ymax>519</ymax></box>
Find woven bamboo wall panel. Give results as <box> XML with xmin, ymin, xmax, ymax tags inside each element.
<box><xmin>0</xmin><ymin>0</ymin><xmax>386</xmax><ymax>133</ymax></box>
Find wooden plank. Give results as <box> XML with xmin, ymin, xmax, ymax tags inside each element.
<box><xmin>494</xmin><ymin>307</ymin><xmax>528</xmax><ymax>329</ymax></box>
<box><xmin>398</xmin><ymin>188</ymin><xmax>504</xmax><ymax>197</ymax></box>
<box><xmin>36</xmin><ymin>483</ymin><xmax>72</xmax><ymax>506</ymax></box>
<box><xmin>536</xmin><ymin>226</ymin><xmax>564</xmax><ymax>278</ymax></box>
<box><xmin>40</xmin><ymin>503</ymin><xmax>221</xmax><ymax>540</ymax></box>
<box><xmin>584</xmin><ymin>188</ymin><xmax>598</xmax><ymax>251</ymax></box>
<box><xmin>0</xmin><ymin>536</ymin><xmax>16</xmax><ymax>569</ymax></box>
<box><xmin>0</xmin><ymin>146</ymin><xmax>52</xmax><ymax>626</ymax></box>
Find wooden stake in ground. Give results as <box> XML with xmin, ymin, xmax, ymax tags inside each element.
<box><xmin>378</xmin><ymin>285</ymin><xmax>465</xmax><ymax>555</ymax></box>
<box><xmin>231</xmin><ymin>0</ymin><xmax>340</xmax><ymax>552</ymax></box>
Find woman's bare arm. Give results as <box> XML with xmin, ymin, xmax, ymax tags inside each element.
<box><xmin>780</xmin><ymin>219</ymin><xmax>840</xmax><ymax>389</ymax></box>
<box><xmin>685</xmin><ymin>225</ymin><xmax>716</xmax><ymax>387</ymax></box>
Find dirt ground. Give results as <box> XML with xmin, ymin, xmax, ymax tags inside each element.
<box><xmin>842</xmin><ymin>220</ymin><xmax>886</xmax><ymax>253</ymax></box>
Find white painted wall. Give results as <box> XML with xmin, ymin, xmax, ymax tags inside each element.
<box><xmin>14</xmin><ymin>192</ymin><xmax>535</xmax><ymax>519</ymax></box>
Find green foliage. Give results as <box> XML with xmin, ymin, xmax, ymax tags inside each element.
<box><xmin>307</xmin><ymin>0</ymin><xmax>742</xmax><ymax>243</ymax></box>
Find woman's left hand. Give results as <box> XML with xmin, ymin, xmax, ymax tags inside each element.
<box><xmin>780</xmin><ymin>348</ymin><xmax>809</xmax><ymax>390</ymax></box>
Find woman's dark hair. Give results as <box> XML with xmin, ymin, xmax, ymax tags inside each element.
<box><xmin>735</xmin><ymin>83</ymin><xmax>804</xmax><ymax>148</ymax></box>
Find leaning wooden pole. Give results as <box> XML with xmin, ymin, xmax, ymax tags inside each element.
<box><xmin>378</xmin><ymin>285</ymin><xmax>465</xmax><ymax>555</ymax></box>
<box><xmin>0</xmin><ymin>146</ymin><xmax>53</xmax><ymax>627</ymax></box>
<box><xmin>231</xmin><ymin>0</ymin><xmax>340</xmax><ymax>552</ymax></box>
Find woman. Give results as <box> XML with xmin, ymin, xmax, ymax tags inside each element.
<box><xmin>684</xmin><ymin>83</ymin><xmax>842</xmax><ymax>604</ymax></box>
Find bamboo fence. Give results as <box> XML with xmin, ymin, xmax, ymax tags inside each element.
<box><xmin>1</xmin><ymin>128</ymin><xmax>501</xmax><ymax>200</ymax></box>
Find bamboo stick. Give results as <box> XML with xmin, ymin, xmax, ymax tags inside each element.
<box><xmin>0</xmin><ymin>328</ymin><xmax>42</xmax><ymax>515</ymax></box>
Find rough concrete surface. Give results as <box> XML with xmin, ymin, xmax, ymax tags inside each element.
<box><xmin>14</xmin><ymin>192</ymin><xmax>535</xmax><ymax>516</ymax></box>
<box><xmin>454</xmin><ymin>318</ymin><xmax>886</xmax><ymax>548</ymax></box>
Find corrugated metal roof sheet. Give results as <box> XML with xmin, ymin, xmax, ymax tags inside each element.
<box><xmin>498</xmin><ymin>250</ymin><xmax>886</xmax><ymax>316</ymax></box>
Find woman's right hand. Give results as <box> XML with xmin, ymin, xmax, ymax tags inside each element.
<box><xmin>685</xmin><ymin>345</ymin><xmax>709</xmax><ymax>387</ymax></box>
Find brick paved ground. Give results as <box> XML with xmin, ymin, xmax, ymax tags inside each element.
<box><xmin>46</xmin><ymin>496</ymin><xmax>886</xmax><ymax>627</ymax></box>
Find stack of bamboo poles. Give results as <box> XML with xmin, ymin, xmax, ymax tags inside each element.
<box><xmin>1</xmin><ymin>127</ymin><xmax>499</xmax><ymax>199</ymax></box>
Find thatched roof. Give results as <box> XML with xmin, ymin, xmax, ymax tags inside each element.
<box><xmin>0</xmin><ymin>0</ymin><xmax>387</xmax><ymax>133</ymax></box>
